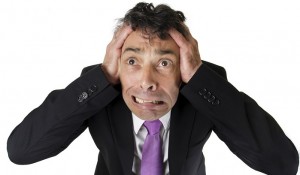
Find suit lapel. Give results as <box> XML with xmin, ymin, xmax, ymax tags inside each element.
<box><xmin>169</xmin><ymin>96</ymin><xmax>196</xmax><ymax>174</ymax></box>
<box><xmin>109</xmin><ymin>98</ymin><xmax>134</xmax><ymax>175</ymax></box>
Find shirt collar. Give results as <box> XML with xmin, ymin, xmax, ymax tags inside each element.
<box><xmin>132</xmin><ymin>111</ymin><xmax>171</xmax><ymax>134</ymax></box>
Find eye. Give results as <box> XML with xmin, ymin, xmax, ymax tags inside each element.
<box><xmin>158</xmin><ymin>59</ymin><xmax>172</xmax><ymax>67</ymax></box>
<box><xmin>127</xmin><ymin>58</ymin><xmax>136</xmax><ymax>65</ymax></box>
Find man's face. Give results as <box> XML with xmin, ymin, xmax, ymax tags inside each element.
<box><xmin>120</xmin><ymin>30</ymin><xmax>181</xmax><ymax>121</ymax></box>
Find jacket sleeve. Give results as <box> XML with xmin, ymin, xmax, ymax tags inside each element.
<box><xmin>7</xmin><ymin>65</ymin><xmax>120</xmax><ymax>165</ymax></box>
<box><xmin>180</xmin><ymin>63</ymin><xmax>299</xmax><ymax>175</ymax></box>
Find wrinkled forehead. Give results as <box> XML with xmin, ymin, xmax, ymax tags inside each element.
<box><xmin>122</xmin><ymin>30</ymin><xmax>179</xmax><ymax>54</ymax></box>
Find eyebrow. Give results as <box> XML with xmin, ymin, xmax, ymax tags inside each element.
<box><xmin>122</xmin><ymin>47</ymin><xmax>141</xmax><ymax>54</ymax></box>
<box><xmin>155</xmin><ymin>49</ymin><xmax>176</xmax><ymax>56</ymax></box>
<box><xmin>123</xmin><ymin>47</ymin><xmax>176</xmax><ymax>56</ymax></box>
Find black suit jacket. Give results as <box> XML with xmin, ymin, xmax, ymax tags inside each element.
<box><xmin>7</xmin><ymin>61</ymin><xmax>299</xmax><ymax>175</ymax></box>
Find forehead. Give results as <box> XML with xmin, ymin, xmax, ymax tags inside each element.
<box><xmin>122</xmin><ymin>30</ymin><xmax>179</xmax><ymax>54</ymax></box>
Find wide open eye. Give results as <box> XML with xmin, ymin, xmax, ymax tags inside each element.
<box><xmin>128</xmin><ymin>58</ymin><xmax>136</xmax><ymax>65</ymax></box>
<box><xmin>158</xmin><ymin>59</ymin><xmax>172</xmax><ymax>67</ymax></box>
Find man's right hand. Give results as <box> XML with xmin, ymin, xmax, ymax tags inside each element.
<box><xmin>101</xmin><ymin>25</ymin><xmax>133</xmax><ymax>85</ymax></box>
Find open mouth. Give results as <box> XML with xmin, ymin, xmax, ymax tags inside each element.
<box><xmin>133</xmin><ymin>96</ymin><xmax>164</xmax><ymax>105</ymax></box>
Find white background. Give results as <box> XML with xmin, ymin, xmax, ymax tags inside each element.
<box><xmin>1</xmin><ymin>0</ymin><xmax>299</xmax><ymax>174</ymax></box>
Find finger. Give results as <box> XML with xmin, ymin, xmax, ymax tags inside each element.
<box><xmin>182</xmin><ymin>23</ymin><xmax>194</xmax><ymax>39</ymax></box>
<box><xmin>114</xmin><ymin>25</ymin><xmax>133</xmax><ymax>49</ymax></box>
<box><xmin>168</xmin><ymin>28</ymin><xmax>189</xmax><ymax>49</ymax></box>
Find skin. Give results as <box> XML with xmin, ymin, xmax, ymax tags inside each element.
<box><xmin>119</xmin><ymin>31</ymin><xmax>181</xmax><ymax>120</ymax></box>
<box><xmin>102</xmin><ymin>24</ymin><xmax>202</xmax><ymax>121</ymax></box>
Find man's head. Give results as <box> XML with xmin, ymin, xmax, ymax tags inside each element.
<box><xmin>118</xmin><ymin>2</ymin><xmax>188</xmax><ymax>39</ymax></box>
<box><xmin>118</xmin><ymin>3</ymin><xmax>186</xmax><ymax>120</ymax></box>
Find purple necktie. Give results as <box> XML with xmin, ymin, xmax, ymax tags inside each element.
<box><xmin>141</xmin><ymin>120</ymin><xmax>163</xmax><ymax>175</ymax></box>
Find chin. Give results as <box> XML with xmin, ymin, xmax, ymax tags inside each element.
<box><xmin>133</xmin><ymin>110</ymin><xmax>167</xmax><ymax>121</ymax></box>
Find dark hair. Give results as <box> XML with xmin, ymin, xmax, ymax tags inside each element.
<box><xmin>118</xmin><ymin>2</ymin><xmax>187</xmax><ymax>39</ymax></box>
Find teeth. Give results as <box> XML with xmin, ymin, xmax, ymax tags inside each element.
<box><xmin>135</xmin><ymin>97</ymin><xmax>160</xmax><ymax>104</ymax></box>
<box><xmin>135</xmin><ymin>97</ymin><xmax>144</xmax><ymax>103</ymax></box>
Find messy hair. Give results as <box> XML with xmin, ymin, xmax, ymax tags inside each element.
<box><xmin>118</xmin><ymin>2</ymin><xmax>187</xmax><ymax>39</ymax></box>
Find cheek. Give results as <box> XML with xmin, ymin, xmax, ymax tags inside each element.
<box><xmin>169</xmin><ymin>86</ymin><xmax>180</xmax><ymax>104</ymax></box>
<box><xmin>174</xmin><ymin>66</ymin><xmax>181</xmax><ymax>84</ymax></box>
<box><xmin>162</xmin><ymin>78</ymin><xmax>180</xmax><ymax>104</ymax></box>
<box><xmin>120</xmin><ymin>69</ymin><xmax>138</xmax><ymax>89</ymax></box>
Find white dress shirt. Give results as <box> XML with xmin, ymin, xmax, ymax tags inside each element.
<box><xmin>131</xmin><ymin>112</ymin><xmax>171</xmax><ymax>175</ymax></box>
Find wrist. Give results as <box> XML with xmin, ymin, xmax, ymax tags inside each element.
<box><xmin>100</xmin><ymin>64</ymin><xmax>120</xmax><ymax>85</ymax></box>
<box><xmin>182</xmin><ymin>61</ymin><xmax>202</xmax><ymax>83</ymax></box>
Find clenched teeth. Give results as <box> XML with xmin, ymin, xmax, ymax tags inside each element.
<box><xmin>135</xmin><ymin>97</ymin><xmax>162</xmax><ymax>104</ymax></box>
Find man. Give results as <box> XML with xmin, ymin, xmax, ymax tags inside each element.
<box><xmin>7</xmin><ymin>2</ymin><xmax>299</xmax><ymax>175</ymax></box>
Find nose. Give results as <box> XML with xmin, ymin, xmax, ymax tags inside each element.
<box><xmin>140</xmin><ymin>67</ymin><xmax>157</xmax><ymax>91</ymax></box>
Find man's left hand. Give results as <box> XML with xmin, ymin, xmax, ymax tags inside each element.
<box><xmin>169</xmin><ymin>26</ymin><xmax>202</xmax><ymax>83</ymax></box>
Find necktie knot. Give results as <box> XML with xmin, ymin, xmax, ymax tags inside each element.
<box><xmin>144</xmin><ymin>120</ymin><xmax>162</xmax><ymax>135</ymax></box>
